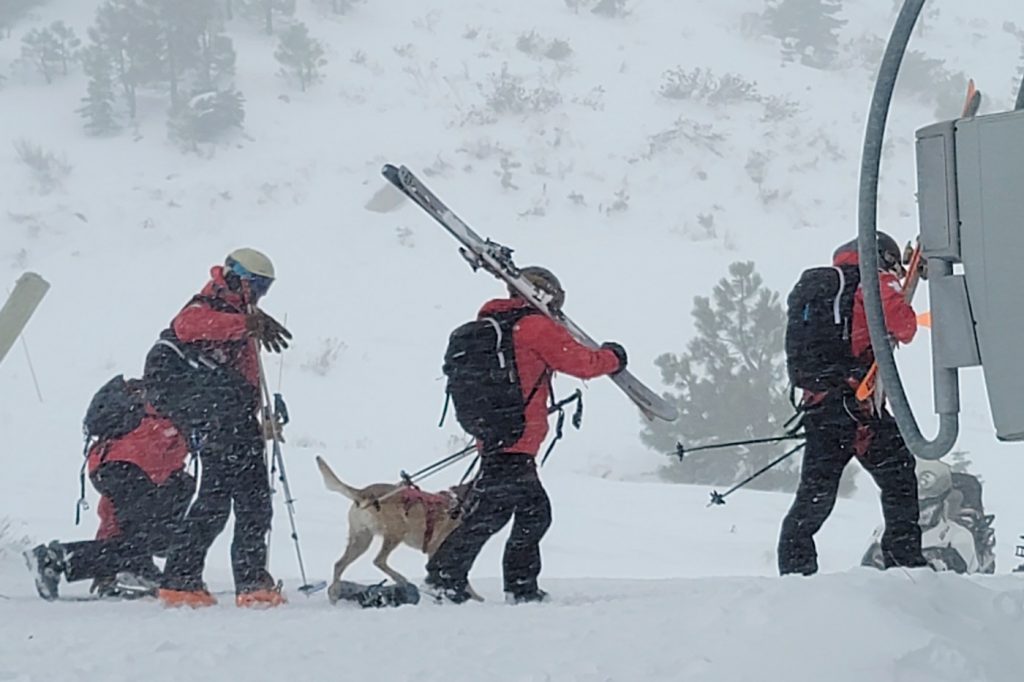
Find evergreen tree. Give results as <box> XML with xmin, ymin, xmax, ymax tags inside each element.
<box><xmin>20</xmin><ymin>22</ymin><xmax>79</xmax><ymax>83</ymax></box>
<box><xmin>84</xmin><ymin>0</ymin><xmax>240</xmax><ymax>130</ymax></box>
<box><xmin>140</xmin><ymin>0</ymin><xmax>219</xmax><ymax>109</ymax></box>
<box><xmin>78</xmin><ymin>44</ymin><xmax>120</xmax><ymax>135</ymax></box>
<box><xmin>275</xmin><ymin>22</ymin><xmax>326</xmax><ymax>91</ymax></box>
<box><xmin>89</xmin><ymin>0</ymin><xmax>161</xmax><ymax>120</ymax></box>
<box><xmin>0</xmin><ymin>0</ymin><xmax>46</xmax><ymax>40</ymax></box>
<box><xmin>237</xmin><ymin>0</ymin><xmax>295</xmax><ymax>35</ymax></box>
<box><xmin>643</xmin><ymin>262</ymin><xmax>855</xmax><ymax>495</ymax></box>
<box><xmin>762</xmin><ymin>0</ymin><xmax>846</xmax><ymax>69</ymax></box>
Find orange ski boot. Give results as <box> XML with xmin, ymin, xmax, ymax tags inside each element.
<box><xmin>236</xmin><ymin>578</ymin><xmax>287</xmax><ymax>609</ymax></box>
<box><xmin>158</xmin><ymin>588</ymin><xmax>217</xmax><ymax>608</ymax></box>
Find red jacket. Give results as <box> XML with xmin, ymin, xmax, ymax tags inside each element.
<box><xmin>171</xmin><ymin>265</ymin><xmax>258</xmax><ymax>387</ymax></box>
<box><xmin>95</xmin><ymin>496</ymin><xmax>119</xmax><ymax>540</ymax></box>
<box><xmin>478</xmin><ymin>298</ymin><xmax>622</xmax><ymax>456</ymax></box>
<box><xmin>86</xmin><ymin>406</ymin><xmax>190</xmax><ymax>486</ymax></box>
<box><xmin>832</xmin><ymin>249</ymin><xmax>917</xmax><ymax>364</ymax></box>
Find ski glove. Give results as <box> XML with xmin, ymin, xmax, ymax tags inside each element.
<box><xmin>601</xmin><ymin>342</ymin><xmax>628</xmax><ymax>374</ymax></box>
<box><xmin>246</xmin><ymin>311</ymin><xmax>292</xmax><ymax>353</ymax></box>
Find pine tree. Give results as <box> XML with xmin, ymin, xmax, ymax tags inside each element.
<box><xmin>275</xmin><ymin>22</ymin><xmax>326</xmax><ymax>91</ymax></box>
<box><xmin>20</xmin><ymin>26</ymin><xmax>60</xmax><ymax>83</ymax></box>
<box><xmin>89</xmin><ymin>0</ymin><xmax>162</xmax><ymax>120</ymax></box>
<box><xmin>20</xmin><ymin>22</ymin><xmax>79</xmax><ymax>83</ymax></box>
<box><xmin>49</xmin><ymin>21</ymin><xmax>80</xmax><ymax>75</ymax></box>
<box><xmin>0</xmin><ymin>0</ymin><xmax>46</xmax><ymax>40</ymax></box>
<box><xmin>643</xmin><ymin>262</ymin><xmax>855</xmax><ymax>495</ymax></box>
<box><xmin>237</xmin><ymin>0</ymin><xmax>295</xmax><ymax>35</ymax></box>
<box><xmin>762</xmin><ymin>0</ymin><xmax>847</xmax><ymax>69</ymax></box>
<box><xmin>78</xmin><ymin>44</ymin><xmax>120</xmax><ymax>135</ymax></box>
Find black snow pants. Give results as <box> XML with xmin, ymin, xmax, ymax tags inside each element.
<box><xmin>426</xmin><ymin>454</ymin><xmax>552</xmax><ymax>596</ymax></box>
<box><xmin>160</xmin><ymin>416</ymin><xmax>272</xmax><ymax>593</ymax></box>
<box><xmin>62</xmin><ymin>462</ymin><xmax>195</xmax><ymax>583</ymax></box>
<box><xmin>145</xmin><ymin>342</ymin><xmax>273</xmax><ymax>594</ymax></box>
<box><xmin>778</xmin><ymin>391</ymin><xmax>925</xmax><ymax>575</ymax></box>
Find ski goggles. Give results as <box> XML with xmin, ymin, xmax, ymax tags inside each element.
<box><xmin>228</xmin><ymin>261</ymin><xmax>274</xmax><ymax>300</ymax></box>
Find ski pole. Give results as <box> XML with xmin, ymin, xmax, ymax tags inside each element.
<box><xmin>676</xmin><ymin>433</ymin><xmax>805</xmax><ymax>460</ymax></box>
<box><xmin>370</xmin><ymin>444</ymin><xmax>479</xmax><ymax>506</ymax></box>
<box><xmin>707</xmin><ymin>440</ymin><xmax>806</xmax><ymax>507</ymax></box>
<box><xmin>677</xmin><ymin>411</ymin><xmax>804</xmax><ymax>460</ymax></box>
<box><xmin>251</xmin><ymin>311</ymin><xmax>324</xmax><ymax>596</ymax></box>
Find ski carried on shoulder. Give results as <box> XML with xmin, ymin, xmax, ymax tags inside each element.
<box><xmin>381</xmin><ymin>163</ymin><xmax>678</xmax><ymax>423</ymax></box>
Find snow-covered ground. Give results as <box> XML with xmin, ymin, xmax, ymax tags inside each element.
<box><xmin>2</xmin><ymin>0</ymin><xmax>1024</xmax><ymax>679</ymax></box>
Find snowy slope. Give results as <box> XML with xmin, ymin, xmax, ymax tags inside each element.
<box><xmin>2</xmin><ymin>0</ymin><xmax>1024</xmax><ymax>679</ymax></box>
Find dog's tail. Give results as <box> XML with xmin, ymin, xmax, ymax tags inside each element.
<box><xmin>315</xmin><ymin>455</ymin><xmax>364</xmax><ymax>502</ymax></box>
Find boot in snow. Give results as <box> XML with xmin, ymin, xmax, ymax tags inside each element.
<box><xmin>24</xmin><ymin>542</ymin><xmax>65</xmax><ymax>601</ymax></box>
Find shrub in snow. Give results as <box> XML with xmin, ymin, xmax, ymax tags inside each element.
<box><xmin>13</xmin><ymin>138</ymin><xmax>72</xmax><ymax>194</ymax></box>
<box><xmin>168</xmin><ymin>88</ymin><xmax>246</xmax><ymax>149</ymax></box>
<box><xmin>478</xmin><ymin>64</ymin><xmax>562</xmax><ymax>118</ymax></box>
<box><xmin>516</xmin><ymin>31</ymin><xmax>573</xmax><ymax>61</ymax></box>
<box><xmin>591</xmin><ymin>0</ymin><xmax>630</xmax><ymax>18</ymax></box>
<box><xmin>659</xmin><ymin>67</ymin><xmax>759</xmax><ymax>106</ymax></box>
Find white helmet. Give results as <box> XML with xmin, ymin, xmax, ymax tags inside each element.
<box><xmin>226</xmin><ymin>248</ymin><xmax>275</xmax><ymax>279</ymax></box>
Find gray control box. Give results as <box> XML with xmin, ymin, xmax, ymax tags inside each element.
<box><xmin>951</xmin><ymin>110</ymin><xmax>1024</xmax><ymax>440</ymax></box>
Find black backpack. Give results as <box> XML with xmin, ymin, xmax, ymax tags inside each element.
<box><xmin>83</xmin><ymin>374</ymin><xmax>146</xmax><ymax>442</ymax></box>
<box><xmin>784</xmin><ymin>265</ymin><xmax>861</xmax><ymax>392</ymax></box>
<box><xmin>442</xmin><ymin>308</ymin><xmax>543</xmax><ymax>453</ymax></box>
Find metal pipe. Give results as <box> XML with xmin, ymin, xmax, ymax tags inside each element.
<box><xmin>857</xmin><ymin>0</ymin><xmax>958</xmax><ymax>460</ymax></box>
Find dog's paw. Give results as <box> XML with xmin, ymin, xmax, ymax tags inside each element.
<box><xmin>327</xmin><ymin>581</ymin><xmax>342</xmax><ymax>604</ymax></box>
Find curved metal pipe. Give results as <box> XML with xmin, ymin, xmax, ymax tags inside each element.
<box><xmin>857</xmin><ymin>0</ymin><xmax>958</xmax><ymax>460</ymax></box>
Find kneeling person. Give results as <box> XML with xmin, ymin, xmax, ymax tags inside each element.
<box><xmin>26</xmin><ymin>376</ymin><xmax>194</xmax><ymax>600</ymax></box>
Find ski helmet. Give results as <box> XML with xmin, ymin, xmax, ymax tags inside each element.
<box><xmin>876</xmin><ymin>232</ymin><xmax>904</xmax><ymax>276</ymax></box>
<box><xmin>225</xmin><ymin>248</ymin><xmax>275</xmax><ymax>299</ymax></box>
<box><xmin>518</xmin><ymin>265</ymin><xmax>565</xmax><ymax>312</ymax></box>
<box><xmin>915</xmin><ymin>458</ymin><xmax>953</xmax><ymax>500</ymax></box>
<box><xmin>832</xmin><ymin>233</ymin><xmax>905</xmax><ymax>276</ymax></box>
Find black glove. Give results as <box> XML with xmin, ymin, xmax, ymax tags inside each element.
<box><xmin>601</xmin><ymin>342</ymin><xmax>628</xmax><ymax>374</ymax></box>
<box><xmin>246</xmin><ymin>310</ymin><xmax>292</xmax><ymax>353</ymax></box>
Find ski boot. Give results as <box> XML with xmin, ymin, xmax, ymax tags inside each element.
<box><xmin>423</xmin><ymin>574</ymin><xmax>473</xmax><ymax>605</ymax></box>
<box><xmin>236</xmin><ymin>573</ymin><xmax>287</xmax><ymax>609</ymax></box>
<box><xmin>23</xmin><ymin>541</ymin><xmax>65</xmax><ymax>601</ymax></box>
<box><xmin>159</xmin><ymin>583</ymin><xmax>217</xmax><ymax>608</ymax></box>
<box><xmin>505</xmin><ymin>588</ymin><xmax>549</xmax><ymax>605</ymax></box>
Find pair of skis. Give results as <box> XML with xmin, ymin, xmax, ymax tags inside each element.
<box><xmin>381</xmin><ymin>164</ymin><xmax>678</xmax><ymax>424</ymax></box>
<box><xmin>855</xmin><ymin>79</ymin><xmax>982</xmax><ymax>407</ymax></box>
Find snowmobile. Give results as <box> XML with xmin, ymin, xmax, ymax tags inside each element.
<box><xmin>861</xmin><ymin>459</ymin><xmax>995</xmax><ymax>574</ymax></box>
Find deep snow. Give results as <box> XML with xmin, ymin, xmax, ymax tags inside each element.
<box><xmin>2</xmin><ymin>0</ymin><xmax>1024</xmax><ymax>680</ymax></box>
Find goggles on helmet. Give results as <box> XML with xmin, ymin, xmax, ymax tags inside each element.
<box><xmin>227</xmin><ymin>259</ymin><xmax>274</xmax><ymax>300</ymax></box>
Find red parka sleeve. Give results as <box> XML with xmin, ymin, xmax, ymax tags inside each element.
<box><xmin>877</xmin><ymin>272</ymin><xmax>917</xmax><ymax>344</ymax></box>
<box><xmin>172</xmin><ymin>301</ymin><xmax>248</xmax><ymax>343</ymax></box>
<box><xmin>515</xmin><ymin>315</ymin><xmax>621</xmax><ymax>379</ymax></box>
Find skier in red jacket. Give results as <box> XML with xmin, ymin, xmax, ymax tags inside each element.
<box><xmin>777</xmin><ymin>234</ymin><xmax>926</xmax><ymax>575</ymax></box>
<box><xmin>143</xmin><ymin>248</ymin><xmax>291</xmax><ymax>608</ymax></box>
<box><xmin>25</xmin><ymin>381</ymin><xmax>195</xmax><ymax>601</ymax></box>
<box><xmin>425</xmin><ymin>266</ymin><xmax>627</xmax><ymax>604</ymax></box>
